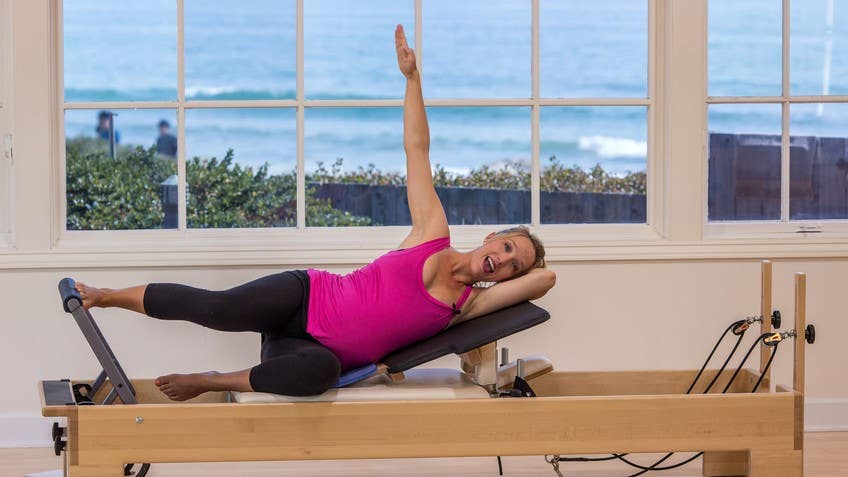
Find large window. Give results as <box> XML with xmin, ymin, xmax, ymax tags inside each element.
<box><xmin>60</xmin><ymin>0</ymin><xmax>651</xmax><ymax>232</ymax></box>
<box><xmin>708</xmin><ymin>0</ymin><xmax>848</xmax><ymax>229</ymax></box>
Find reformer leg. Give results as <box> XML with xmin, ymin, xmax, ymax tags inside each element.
<box><xmin>702</xmin><ymin>451</ymin><xmax>748</xmax><ymax>476</ymax></box>
<box><xmin>748</xmin><ymin>449</ymin><xmax>802</xmax><ymax>477</ymax></box>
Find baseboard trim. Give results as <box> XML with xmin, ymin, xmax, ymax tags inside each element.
<box><xmin>3</xmin><ymin>399</ymin><xmax>847</xmax><ymax>447</ymax></box>
<box><xmin>0</xmin><ymin>415</ymin><xmax>66</xmax><ymax>448</ymax></box>
<box><xmin>806</xmin><ymin>398</ymin><xmax>848</xmax><ymax>432</ymax></box>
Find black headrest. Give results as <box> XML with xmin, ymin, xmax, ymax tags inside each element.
<box><xmin>382</xmin><ymin>301</ymin><xmax>550</xmax><ymax>373</ymax></box>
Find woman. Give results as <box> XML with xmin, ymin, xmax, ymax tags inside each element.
<box><xmin>76</xmin><ymin>25</ymin><xmax>556</xmax><ymax>401</ymax></box>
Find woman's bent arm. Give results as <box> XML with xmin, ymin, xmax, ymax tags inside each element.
<box><xmin>455</xmin><ymin>268</ymin><xmax>557</xmax><ymax>324</ymax></box>
<box><xmin>395</xmin><ymin>25</ymin><xmax>448</xmax><ymax>246</ymax></box>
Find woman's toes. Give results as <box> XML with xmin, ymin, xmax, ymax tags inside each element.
<box><xmin>154</xmin><ymin>373</ymin><xmax>207</xmax><ymax>401</ymax></box>
<box><xmin>74</xmin><ymin>282</ymin><xmax>102</xmax><ymax>310</ymax></box>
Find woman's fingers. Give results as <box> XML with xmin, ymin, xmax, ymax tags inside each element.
<box><xmin>395</xmin><ymin>24</ymin><xmax>416</xmax><ymax>76</ymax></box>
<box><xmin>395</xmin><ymin>24</ymin><xmax>407</xmax><ymax>49</ymax></box>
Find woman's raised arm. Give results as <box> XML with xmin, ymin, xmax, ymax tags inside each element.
<box><xmin>395</xmin><ymin>25</ymin><xmax>449</xmax><ymax>248</ymax></box>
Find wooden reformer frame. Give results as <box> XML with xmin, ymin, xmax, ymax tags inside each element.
<box><xmin>41</xmin><ymin>261</ymin><xmax>811</xmax><ymax>476</ymax></box>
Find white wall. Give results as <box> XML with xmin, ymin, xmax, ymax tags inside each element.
<box><xmin>0</xmin><ymin>0</ymin><xmax>846</xmax><ymax>448</ymax></box>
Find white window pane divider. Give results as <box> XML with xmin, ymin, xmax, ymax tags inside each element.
<box><xmin>781</xmin><ymin>0</ymin><xmax>791</xmax><ymax>227</ymax></box>
<box><xmin>54</xmin><ymin>0</ymin><xmax>66</xmax><ymax>248</ymax></box>
<box><xmin>296</xmin><ymin>0</ymin><xmax>305</xmax><ymax>230</ymax></box>
<box><xmin>707</xmin><ymin>95</ymin><xmax>848</xmax><ymax>104</ymax></box>
<box><xmin>64</xmin><ymin>98</ymin><xmax>652</xmax><ymax>110</ymax></box>
<box><xmin>647</xmin><ymin>0</ymin><xmax>663</xmax><ymax>237</ymax></box>
<box><xmin>177</xmin><ymin>0</ymin><xmax>187</xmax><ymax>232</ymax></box>
<box><xmin>531</xmin><ymin>0</ymin><xmax>540</xmax><ymax>227</ymax></box>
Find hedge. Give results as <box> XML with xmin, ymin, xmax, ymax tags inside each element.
<box><xmin>66</xmin><ymin>137</ymin><xmax>645</xmax><ymax>230</ymax></box>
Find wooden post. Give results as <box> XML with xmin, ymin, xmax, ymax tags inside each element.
<box><xmin>748</xmin><ymin>450</ymin><xmax>803</xmax><ymax>476</ymax></box>
<box><xmin>748</xmin><ymin>272</ymin><xmax>808</xmax><ymax>477</ymax></box>
<box><xmin>794</xmin><ymin>273</ymin><xmax>806</xmax><ymax>398</ymax></box>
<box><xmin>793</xmin><ymin>273</ymin><xmax>806</xmax><ymax>454</ymax></box>
<box><xmin>760</xmin><ymin>260</ymin><xmax>773</xmax><ymax>384</ymax></box>
<box><xmin>703</xmin><ymin>260</ymin><xmax>773</xmax><ymax>477</ymax></box>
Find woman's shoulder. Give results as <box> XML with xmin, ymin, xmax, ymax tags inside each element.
<box><xmin>396</xmin><ymin>233</ymin><xmax>450</xmax><ymax>251</ymax></box>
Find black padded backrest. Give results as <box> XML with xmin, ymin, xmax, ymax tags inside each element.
<box><xmin>382</xmin><ymin>301</ymin><xmax>550</xmax><ymax>373</ymax></box>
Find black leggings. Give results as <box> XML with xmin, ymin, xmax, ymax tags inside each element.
<box><xmin>142</xmin><ymin>270</ymin><xmax>341</xmax><ymax>396</ymax></box>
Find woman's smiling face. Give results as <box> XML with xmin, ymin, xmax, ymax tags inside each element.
<box><xmin>472</xmin><ymin>234</ymin><xmax>536</xmax><ymax>282</ymax></box>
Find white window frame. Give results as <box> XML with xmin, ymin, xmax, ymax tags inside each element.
<box><xmin>8</xmin><ymin>0</ymin><xmax>839</xmax><ymax>270</ymax></box>
<box><xmin>704</xmin><ymin>0</ymin><xmax>848</xmax><ymax>240</ymax></box>
<box><xmin>49</xmin><ymin>0</ymin><xmax>667</xmax><ymax>264</ymax></box>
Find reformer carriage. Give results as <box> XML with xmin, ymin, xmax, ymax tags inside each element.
<box><xmin>41</xmin><ymin>261</ymin><xmax>814</xmax><ymax>477</ymax></box>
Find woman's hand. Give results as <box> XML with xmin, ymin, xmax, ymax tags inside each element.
<box><xmin>395</xmin><ymin>24</ymin><xmax>417</xmax><ymax>78</ymax></box>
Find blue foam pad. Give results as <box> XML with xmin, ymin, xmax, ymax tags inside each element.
<box><xmin>333</xmin><ymin>364</ymin><xmax>378</xmax><ymax>388</ymax></box>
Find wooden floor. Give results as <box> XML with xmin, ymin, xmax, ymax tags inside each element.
<box><xmin>3</xmin><ymin>432</ymin><xmax>846</xmax><ymax>477</ymax></box>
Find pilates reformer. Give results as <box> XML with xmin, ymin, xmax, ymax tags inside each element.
<box><xmin>41</xmin><ymin>260</ymin><xmax>815</xmax><ymax>477</ymax></box>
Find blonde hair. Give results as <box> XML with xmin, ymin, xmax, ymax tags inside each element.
<box><xmin>490</xmin><ymin>225</ymin><xmax>546</xmax><ymax>272</ymax></box>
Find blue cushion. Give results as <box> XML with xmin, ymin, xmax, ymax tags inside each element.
<box><xmin>334</xmin><ymin>364</ymin><xmax>379</xmax><ymax>388</ymax></box>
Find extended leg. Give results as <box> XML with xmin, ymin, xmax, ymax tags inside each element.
<box><xmin>77</xmin><ymin>270</ymin><xmax>309</xmax><ymax>333</ymax></box>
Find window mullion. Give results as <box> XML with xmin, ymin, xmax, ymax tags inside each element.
<box><xmin>781</xmin><ymin>0</ymin><xmax>790</xmax><ymax>223</ymax></box>
<box><xmin>531</xmin><ymin>0</ymin><xmax>540</xmax><ymax>227</ymax></box>
<box><xmin>296</xmin><ymin>0</ymin><xmax>305</xmax><ymax>230</ymax></box>
<box><xmin>55</xmin><ymin>0</ymin><xmax>65</xmax><ymax>244</ymax></box>
<box><xmin>648</xmin><ymin>0</ymin><xmax>661</xmax><ymax>235</ymax></box>
<box><xmin>177</xmin><ymin>0</ymin><xmax>187</xmax><ymax>232</ymax></box>
<box><xmin>666</xmin><ymin>0</ymin><xmax>708</xmax><ymax>241</ymax></box>
<box><xmin>781</xmin><ymin>102</ymin><xmax>790</xmax><ymax>223</ymax></box>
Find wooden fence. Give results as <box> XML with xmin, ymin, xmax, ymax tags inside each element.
<box><xmin>310</xmin><ymin>183</ymin><xmax>646</xmax><ymax>225</ymax></box>
<box><xmin>158</xmin><ymin>132</ymin><xmax>848</xmax><ymax>226</ymax></box>
<box><xmin>709</xmin><ymin>133</ymin><xmax>848</xmax><ymax>220</ymax></box>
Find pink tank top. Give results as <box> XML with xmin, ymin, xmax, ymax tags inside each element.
<box><xmin>306</xmin><ymin>237</ymin><xmax>473</xmax><ymax>370</ymax></box>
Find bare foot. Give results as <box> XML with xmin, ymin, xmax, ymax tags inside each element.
<box><xmin>155</xmin><ymin>372</ymin><xmax>220</xmax><ymax>401</ymax></box>
<box><xmin>74</xmin><ymin>282</ymin><xmax>109</xmax><ymax>310</ymax></box>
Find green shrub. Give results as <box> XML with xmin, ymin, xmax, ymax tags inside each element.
<box><xmin>308</xmin><ymin>156</ymin><xmax>646</xmax><ymax>194</ymax></box>
<box><xmin>541</xmin><ymin>155</ymin><xmax>646</xmax><ymax>194</ymax></box>
<box><xmin>66</xmin><ymin>137</ymin><xmax>176</xmax><ymax>230</ymax></box>
<box><xmin>66</xmin><ymin>138</ymin><xmax>372</xmax><ymax>230</ymax></box>
<box><xmin>186</xmin><ymin>151</ymin><xmax>295</xmax><ymax>228</ymax></box>
<box><xmin>186</xmin><ymin>151</ymin><xmax>372</xmax><ymax>228</ymax></box>
<box><xmin>66</xmin><ymin>137</ymin><xmax>645</xmax><ymax>230</ymax></box>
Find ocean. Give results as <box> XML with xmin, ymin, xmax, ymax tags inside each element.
<box><xmin>62</xmin><ymin>0</ymin><xmax>848</xmax><ymax>177</ymax></box>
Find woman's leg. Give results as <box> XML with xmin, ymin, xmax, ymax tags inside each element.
<box><xmin>155</xmin><ymin>337</ymin><xmax>340</xmax><ymax>400</ymax></box>
<box><xmin>252</xmin><ymin>336</ymin><xmax>341</xmax><ymax>395</ymax></box>
<box><xmin>76</xmin><ymin>271</ymin><xmax>308</xmax><ymax>333</ymax></box>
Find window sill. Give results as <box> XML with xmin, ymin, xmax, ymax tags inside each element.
<box><xmin>1</xmin><ymin>225</ymin><xmax>848</xmax><ymax>269</ymax></box>
<box><xmin>704</xmin><ymin>221</ymin><xmax>848</xmax><ymax>240</ymax></box>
